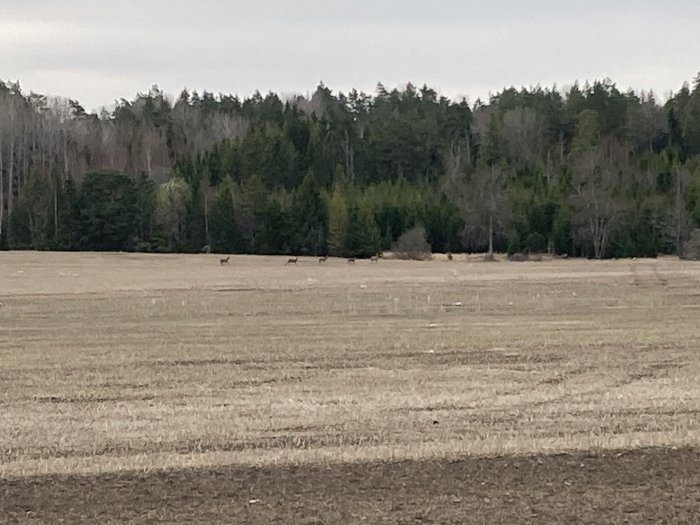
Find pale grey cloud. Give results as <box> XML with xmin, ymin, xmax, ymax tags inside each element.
<box><xmin>1</xmin><ymin>1</ymin><xmax>698</xmax><ymax>111</ymax></box>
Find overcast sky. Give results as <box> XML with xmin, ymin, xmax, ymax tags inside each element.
<box><xmin>1</xmin><ymin>0</ymin><xmax>698</xmax><ymax>111</ymax></box>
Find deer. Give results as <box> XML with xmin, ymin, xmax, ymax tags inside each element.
<box><xmin>285</xmin><ymin>257</ymin><xmax>298</xmax><ymax>265</ymax></box>
<box><xmin>219</xmin><ymin>256</ymin><xmax>230</xmax><ymax>266</ymax></box>
<box><xmin>347</xmin><ymin>257</ymin><xmax>356</xmax><ymax>264</ymax></box>
<box><xmin>370</xmin><ymin>254</ymin><xmax>379</xmax><ymax>263</ymax></box>
<box><xmin>318</xmin><ymin>256</ymin><xmax>328</xmax><ymax>264</ymax></box>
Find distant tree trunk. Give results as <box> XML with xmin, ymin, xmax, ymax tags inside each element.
<box><xmin>343</xmin><ymin>128</ymin><xmax>354</xmax><ymax>183</ymax></box>
<box><xmin>445</xmin><ymin>141</ymin><xmax>457</xmax><ymax>186</ymax></box>
<box><xmin>487</xmin><ymin>165</ymin><xmax>497</xmax><ymax>257</ymax></box>
<box><xmin>465</xmin><ymin>133</ymin><xmax>472</xmax><ymax>169</ymax></box>
<box><xmin>203</xmin><ymin>188</ymin><xmax>209</xmax><ymax>243</ymax></box>
<box><xmin>146</xmin><ymin>145</ymin><xmax>152</xmax><ymax>177</ymax></box>
<box><xmin>63</xmin><ymin>129</ymin><xmax>69</xmax><ymax>182</ymax></box>
<box><xmin>349</xmin><ymin>144</ymin><xmax>355</xmax><ymax>183</ymax></box>
<box><xmin>591</xmin><ymin>218</ymin><xmax>602</xmax><ymax>259</ymax></box>
<box><xmin>0</xmin><ymin>132</ymin><xmax>4</xmax><ymax>240</ymax></box>
<box><xmin>53</xmin><ymin>180</ymin><xmax>59</xmax><ymax>239</ymax></box>
<box><xmin>18</xmin><ymin>128</ymin><xmax>24</xmax><ymax>191</ymax></box>
<box><xmin>488</xmin><ymin>210</ymin><xmax>494</xmax><ymax>257</ymax></box>
<box><xmin>27</xmin><ymin>208</ymin><xmax>34</xmax><ymax>247</ymax></box>
<box><xmin>8</xmin><ymin>134</ymin><xmax>14</xmax><ymax>220</ymax></box>
<box><xmin>21</xmin><ymin>121</ymin><xmax>29</xmax><ymax>190</ymax></box>
<box><xmin>676</xmin><ymin>166</ymin><xmax>683</xmax><ymax>257</ymax></box>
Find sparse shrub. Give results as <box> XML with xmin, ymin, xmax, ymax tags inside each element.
<box><xmin>393</xmin><ymin>225</ymin><xmax>432</xmax><ymax>260</ymax></box>
<box><xmin>508</xmin><ymin>252</ymin><xmax>529</xmax><ymax>262</ymax></box>
<box><xmin>682</xmin><ymin>229</ymin><xmax>700</xmax><ymax>260</ymax></box>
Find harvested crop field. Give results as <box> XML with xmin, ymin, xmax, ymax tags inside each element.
<box><xmin>1</xmin><ymin>252</ymin><xmax>699</xmax><ymax>523</ymax></box>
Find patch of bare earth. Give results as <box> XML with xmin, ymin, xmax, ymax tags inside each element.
<box><xmin>2</xmin><ymin>448</ymin><xmax>698</xmax><ymax>524</ymax></box>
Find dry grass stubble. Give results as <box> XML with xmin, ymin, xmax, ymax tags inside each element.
<box><xmin>0</xmin><ymin>252</ymin><xmax>698</xmax><ymax>478</ymax></box>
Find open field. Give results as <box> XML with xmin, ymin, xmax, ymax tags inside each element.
<box><xmin>1</xmin><ymin>252</ymin><xmax>699</xmax><ymax>522</ymax></box>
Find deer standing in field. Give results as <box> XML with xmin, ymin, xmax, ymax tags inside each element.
<box><xmin>347</xmin><ymin>257</ymin><xmax>356</xmax><ymax>264</ymax></box>
<box><xmin>318</xmin><ymin>256</ymin><xmax>328</xmax><ymax>264</ymax></box>
<box><xmin>219</xmin><ymin>256</ymin><xmax>230</xmax><ymax>266</ymax></box>
<box><xmin>370</xmin><ymin>254</ymin><xmax>379</xmax><ymax>263</ymax></box>
<box><xmin>286</xmin><ymin>257</ymin><xmax>298</xmax><ymax>265</ymax></box>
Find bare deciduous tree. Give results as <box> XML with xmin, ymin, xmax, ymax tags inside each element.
<box><xmin>469</xmin><ymin>164</ymin><xmax>511</xmax><ymax>258</ymax></box>
<box><xmin>502</xmin><ymin>107</ymin><xmax>545</xmax><ymax>165</ymax></box>
<box><xmin>155</xmin><ymin>178</ymin><xmax>191</xmax><ymax>246</ymax></box>
<box><xmin>569</xmin><ymin>111</ymin><xmax>625</xmax><ymax>259</ymax></box>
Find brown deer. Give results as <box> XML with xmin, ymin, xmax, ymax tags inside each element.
<box><xmin>318</xmin><ymin>256</ymin><xmax>328</xmax><ymax>264</ymax></box>
<box><xmin>285</xmin><ymin>257</ymin><xmax>298</xmax><ymax>265</ymax></box>
<box><xmin>370</xmin><ymin>254</ymin><xmax>379</xmax><ymax>263</ymax></box>
<box><xmin>347</xmin><ymin>257</ymin><xmax>356</xmax><ymax>264</ymax></box>
<box><xmin>219</xmin><ymin>256</ymin><xmax>230</xmax><ymax>266</ymax></box>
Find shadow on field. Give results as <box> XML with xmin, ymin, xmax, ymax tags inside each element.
<box><xmin>2</xmin><ymin>447</ymin><xmax>698</xmax><ymax>524</ymax></box>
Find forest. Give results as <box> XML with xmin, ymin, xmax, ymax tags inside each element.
<box><xmin>1</xmin><ymin>75</ymin><xmax>700</xmax><ymax>258</ymax></box>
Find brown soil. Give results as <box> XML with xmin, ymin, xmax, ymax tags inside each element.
<box><xmin>2</xmin><ymin>447</ymin><xmax>698</xmax><ymax>524</ymax></box>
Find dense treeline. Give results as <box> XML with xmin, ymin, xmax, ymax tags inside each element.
<box><xmin>1</xmin><ymin>75</ymin><xmax>700</xmax><ymax>258</ymax></box>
